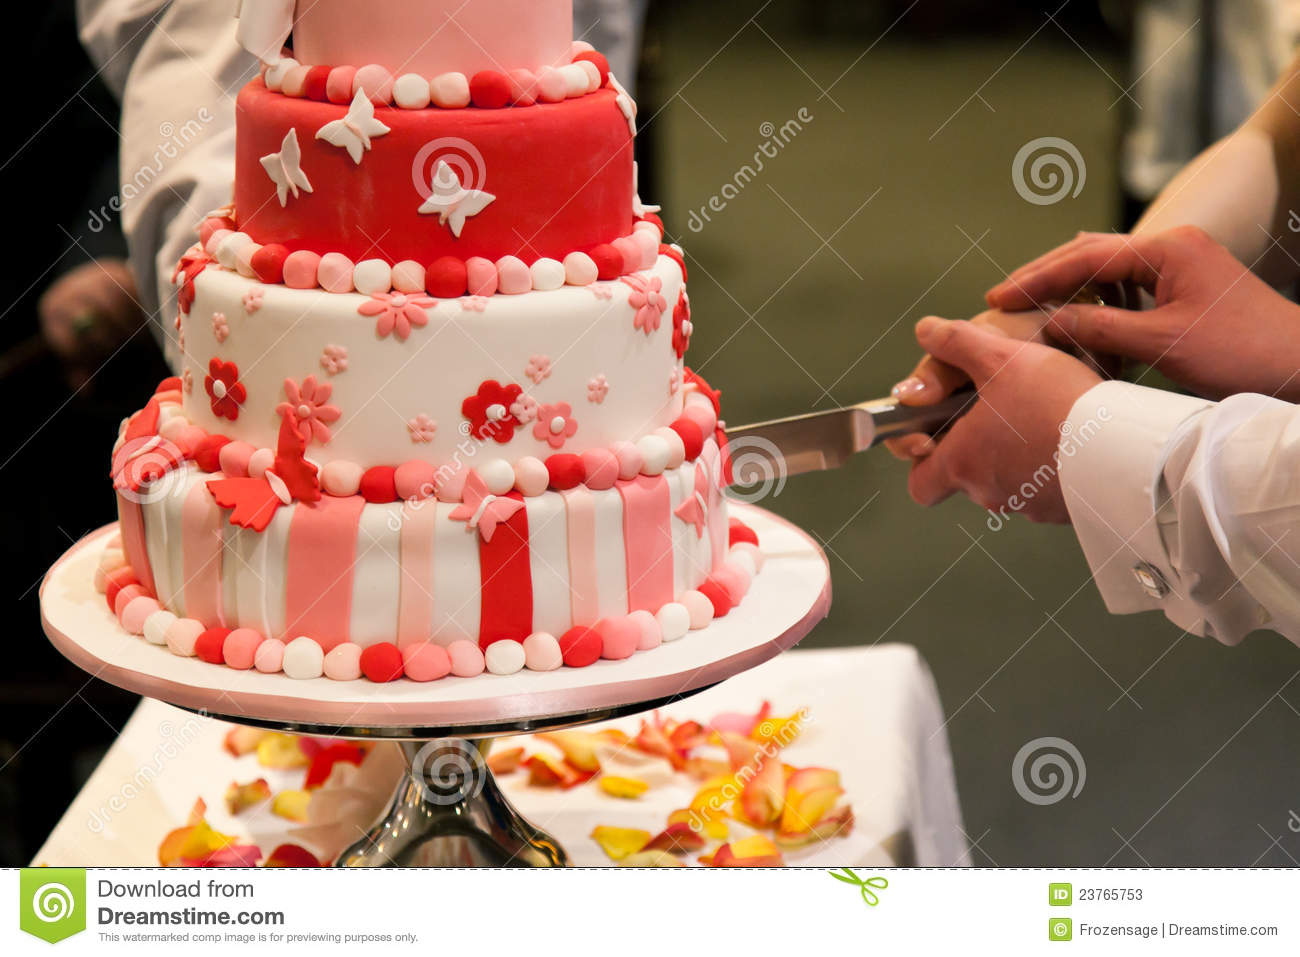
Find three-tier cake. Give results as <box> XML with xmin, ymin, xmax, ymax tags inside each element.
<box><xmin>99</xmin><ymin>0</ymin><xmax>762</xmax><ymax>685</ymax></box>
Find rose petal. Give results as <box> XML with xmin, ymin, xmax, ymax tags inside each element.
<box><xmin>590</xmin><ymin>825</ymin><xmax>651</xmax><ymax>861</ymax></box>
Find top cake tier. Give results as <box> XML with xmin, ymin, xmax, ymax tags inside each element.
<box><xmin>240</xmin><ymin>0</ymin><xmax>574</xmax><ymax>76</ymax></box>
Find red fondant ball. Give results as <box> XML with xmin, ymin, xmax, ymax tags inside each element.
<box><xmin>195</xmin><ymin>627</ymin><xmax>232</xmax><ymax>664</ymax></box>
<box><xmin>193</xmin><ymin>435</ymin><xmax>231</xmax><ymax>472</ymax></box>
<box><xmin>572</xmin><ymin>50</ymin><xmax>611</xmax><ymax>86</ymax></box>
<box><xmin>728</xmin><ymin>516</ymin><xmax>759</xmax><ymax>548</ymax></box>
<box><xmin>303</xmin><ymin>65</ymin><xmax>332</xmax><ymax>101</ymax></box>
<box><xmin>640</xmin><ymin>212</ymin><xmax>664</xmax><ymax>235</ymax></box>
<box><xmin>251</xmin><ymin>244</ymin><xmax>290</xmax><ymax>284</ymax></box>
<box><xmin>559</xmin><ymin>626</ymin><xmax>602</xmax><ymax>668</ymax></box>
<box><xmin>360</xmin><ymin>642</ymin><xmax>405</xmax><ymax>682</ymax></box>
<box><xmin>156</xmin><ymin>376</ymin><xmax>182</xmax><ymax>394</ymax></box>
<box><xmin>545</xmin><ymin>453</ymin><xmax>585</xmax><ymax>491</ymax></box>
<box><xmin>103</xmin><ymin>567</ymin><xmax>140</xmax><ymax>613</ymax></box>
<box><xmin>698</xmin><ymin>579</ymin><xmax>734</xmax><ymax>618</ymax></box>
<box><xmin>469</xmin><ymin>71</ymin><xmax>511</xmax><ymax>109</ymax></box>
<box><xmin>669</xmin><ymin>418</ymin><xmax>705</xmax><ymax>461</ymax></box>
<box><xmin>359</xmin><ymin>466</ymin><xmax>398</xmax><ymax>503</ymax></box>
<box><xmin>589</xmin><ymin>244</ymin><xmax>624</xmax><ymax>281</ymax></box>
<box><xmin>425</xmin><ymin>256</ymin><xmax>468</xmax><ymax>298</ymax></box>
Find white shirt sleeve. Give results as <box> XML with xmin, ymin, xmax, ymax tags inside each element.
<box><xmin>77</xmin><ymin>0</ymin><xmax>260</xmax><ymax>369</ymax></box>
<box><xmin>1059</xmin><ymin>380</ymin><xmax>1300</xmax><ymax>645</ymax></box>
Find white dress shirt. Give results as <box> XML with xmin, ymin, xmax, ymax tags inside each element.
<box><xmin>1060</xmin><ymin>380</ymin><xmax>1300</xmax><ymax>645</ymax></box>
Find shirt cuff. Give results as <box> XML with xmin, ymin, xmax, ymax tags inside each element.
<box><xmin>1057</xmin><ymin>382</ymin><xmax>1213</xmax><ymax>616</ymax></box>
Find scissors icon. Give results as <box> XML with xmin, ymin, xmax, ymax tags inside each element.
<box><xmin>829</xmin><ymin>868</ymin><xmax>889</xmax><ymax>906</ymax></box>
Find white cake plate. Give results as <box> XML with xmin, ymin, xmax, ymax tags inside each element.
<box><xmin>40</xmin><ymin>502</ymin><xmax>830</xmax><ymax>866</ymax></box>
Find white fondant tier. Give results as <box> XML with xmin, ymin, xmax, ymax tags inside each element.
<box><xmin>180</xmin><ymin>256</ymin><xmax>686</xmax><ymax>472</ymax></box>
<box><xmin>120</xmin><ymin>447</ymin><xmax>730</xmax><ymax>649</ymax></box>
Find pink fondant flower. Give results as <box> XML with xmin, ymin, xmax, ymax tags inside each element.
<box><xmin>182</xmin><ymin>367</ymin><xmax>193</xmax><ymax>394</ymax></box>
<box><xmin>533</xmin><ymin>402</ymin><xmax>578</xmax><ymax>449</ymax></box>
<box><xmin>589</xmin><ymin>283</ymin><xmax>614</xmax><ymax>301</ymax></box>
<box><xmin>587</xmin><ymin>374</ymin><xmax>609</xmax><ymax>404</ymax></box>
<box><xmin>320</xmin><ymin>344</ymin><xmax>349</xmax><ymax>376</ymax></box>
<box><xmin>359</xmin><ymin>291</ymin><xmax>435</xmax><ymax>341</ymax></box>
<box><xmin>211</xmin><ymin>311</ymin><xmax>230</xmax><ymax>343</ymax></box>
<box><xmin>460</xmin><ymin>295</ymin><xmax>490</xmax><ymax>312</ymax></box>
<box><xmin>205</xmin><ymin>358</ymin><xmax>245</xmax><ymax>421</ymax></box>
<box><xmin>177</xmin><ymin>327</ymin><xmax>186</xmax><ymax>353</ymax></box>
<box><xmin>669</xmin><ymin>366</ymin><xmax>682</xmax><ymax>395</ymax></box>
<box><xmin>462</xmin><ymin>380</ymin><xmax>524</xmax><ymax>443</ymax></box>
<box><xmin>622</xmin><ymin>273</ymin><xmax>667</xmax><ymax>335</ymax></box>
<box><xmin>509</xmin><ymin>393</ymin><xmax>539</xmax><ymax>424</ymax></box>
<box><xmin>407</xmin><ymin>413</ymin><xmax>438</xmax><ymax>444</ymax></box>
<box><xmin>277</xmin><ymin>375</ymin><xmax>342</xmax><ymax>445</ymax></box>
<box><xmin>242</xmin><ymin>287</ymin><xmax>265</xmax><ymax>314</ymax></box>
<box><xmin>525</xmin><ymin>354</ymin><xmax>553</xmax><ymax>384</ymax></box>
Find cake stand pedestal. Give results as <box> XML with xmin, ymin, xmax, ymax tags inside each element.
<box><xmin>40</xmin><ymin>503</ymin><xmax>830</xmax><ymax>867</ymax></box>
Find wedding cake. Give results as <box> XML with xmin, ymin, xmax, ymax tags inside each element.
<box><xmin>99</xmin><ymin>0</ymin><xmax>762</xmax><ymax>684</ymax></box>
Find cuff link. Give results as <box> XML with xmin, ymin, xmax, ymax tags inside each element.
<box><xmin>1132</xmin><ymin>561</ymin><xmax>1170</xmax><ymax>599</ymax></box>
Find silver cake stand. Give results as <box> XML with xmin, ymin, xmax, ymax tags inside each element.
<box><xmin>40</xmin><ymin>504</ymin><xmax>830</xmax><ymax>867</ymax></box>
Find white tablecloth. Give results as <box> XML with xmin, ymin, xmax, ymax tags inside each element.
<box><xmin>34</xmin><ymin>645</ymin><xmax>967</xmax><ymax>867</ymax></box>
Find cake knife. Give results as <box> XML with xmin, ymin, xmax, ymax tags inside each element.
<box><xmin>724</xmin><ymin>388</ymin><xmax>975</xmax><ymax>479</ymax></box>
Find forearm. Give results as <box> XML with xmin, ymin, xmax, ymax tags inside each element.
<box><xmin>1134</xmin><ymin>51</ymin><xmax>1300</xmax><ymax>288</ymax></box>
<box><xmin>1060</xmin><ymin>382</ymin><xmax>1300</xmax><ymax>645</ymax></box>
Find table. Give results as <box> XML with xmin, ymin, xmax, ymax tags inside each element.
<box><xmin>34</xmin><ymin>646</ymin><xmax>967</xmax><ymax>867</ymax></box>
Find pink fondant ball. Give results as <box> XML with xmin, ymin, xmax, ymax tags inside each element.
<box><xmin>321</xmin><ymin>460</ymin><xmax>364</xmax><ymax>497</ymax></box>
<box><xmin>326</xmin><ymin>66</ymin><xmax>358</xmax><ymax>104</ymax></box>
<box><xmin>218</xmin><ymin>440</ymin><xmax>255</xmax><ymax>477</ymax></box>
<box><xmin>447</xmin><ymin>640</ymin><xmax>486</xmax><ymax>677</ymax></box>
<box><xmin>580</xmin><ymin>448</ymin><xmax>619</xmax><ymax>490</ymax></box>
<box><xmin>523</xmin><ymin>632</ymin><xmax>562</xmax><ymax>671</ymax></box>
<box><xmin>353</xmin><ymin>64</ymin><xmax>395</xmax><ymax>104</ymax></box>
<box><xmin>120</xmin><ymin>596</ymin><xmax>160</xmax><ymax>635</ymax></box>
<box><xmin>391</xmin><ymin>260</ymin><xmax>426</xmax><ymax>293</ymax></box>
<box><xmin>627</xmin><ymin>609</ymin><xmax>662</xmax><ymax>651</ymax></box>
<box><xmin>394</xmin><ymin>461</ymin><xmax>437</xmax><ymax>501</ymax></box>
<box><xmin>403</xmin><ymin>642</ymin><xmax>452</xmax><ymax>682</ymax></box>
<box><xmin>681</xmin><ymin>590</ymin><xmax>714</xmax><ymax>629</ymax></box>
<box><xmin>254</xmin><ymin>638</ymin><xmax>286</xmax><ymax>674</ymax></box>
<box><xmin>513</xmin><ymin>457</ymin><xmax>550</xmax><ymax>497</ymax></box>
<box><xmin>596</xmin><ymin>617</ymin><xmax>640</xmax><ymax>660</ymax></box>
<box><xmin>114</xmin><ymin>584</ymin><xmax>147</xmax><ymax>618</ymax></box>
<box><xmin>324</xmin><ymin>642</ymin><xmax>363</xmax><ymax>681</ymax></box>
<box><xmin>165</xmin><ymin>618</ymin><xmax>205</xmax><ymax>657</ymax></box>
<box><xmin>495</xmin><ymin>256</ymin><xmax>531</xmax><ymax>295</ymax></box>
<box><xmin>612</xmin><ymin>441</ymin><xmax>643</xmax><ymax>480</ymax></box>
<box><xmin>223</xmin><ymin>628</ymin><xmax>264</xmax><ymax>670</ymax></box>
<box><xmin>283</xmin><ymin>250</ymin><xmax>323</xmax><ymax>289</ymax></box>
<box><xmin>317</xmin><ymin>253</ymin><xmax>355</xmax><ymax>293</ymax></box>
<box><xmin>465</xmin><ymin>257</ymin><xmax>498</xmax><ymax>296</ymax></box>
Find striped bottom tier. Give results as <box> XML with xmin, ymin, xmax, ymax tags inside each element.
<box><xmin>114</xmin><ymin>441</ymin><xmax>732</xmax><ymax>652</ymax></box>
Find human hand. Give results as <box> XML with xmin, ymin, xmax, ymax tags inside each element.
<box><xmin>38</xmin><ymin>259</ymin><xmax>145</xmax><ymax>387</ymax></box>
<box><xmin>903</xmin><ymin>317</ymin><xmax>1103</xmax><ymax>523</ymax></box>
<box><xmin>885</xmin><ymin>308</ymin><xmax>1049</xmax><ymax>460</ymax></box>
<box><xmin>985</xmin><ymin>226</ymin><xmax>1300</xmax><ymax>402</ymax></box>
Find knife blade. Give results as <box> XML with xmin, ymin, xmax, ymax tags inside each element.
<box><xmin>724</xmin><ymin>388</ymin><xmax>976</xmax><ymax>480</ymax></box>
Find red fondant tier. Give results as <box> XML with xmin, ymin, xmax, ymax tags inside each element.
<box><xmin>234</xmin><ymin>80</ymin><xmax>634</xmax><ymax>265</ymax></box>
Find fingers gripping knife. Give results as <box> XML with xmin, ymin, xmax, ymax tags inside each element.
<box><xmin>724</xmin><ymin>389</ymin><xmax>976</xmax><ymax>480</ymax></box>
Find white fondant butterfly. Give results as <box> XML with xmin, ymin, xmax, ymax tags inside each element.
<box><xmin>316</xmin><ymin>90</ymin><xmax>391</xmax><ymax>165</ymax></box>
<box><xmin>260</xmin><ymin>129</ymin><xmax>313</xmax><ymax>207</ymax></box>
<box><xmin>417</xmin><ymin>161</ymin><xmax>496</xmax><ymax>238</ymax></box>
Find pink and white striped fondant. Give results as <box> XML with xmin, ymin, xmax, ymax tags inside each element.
<box><xmin>123</xmin><ymin>438</ymin><xmax>731</xmax><ymax>652</ymax></box>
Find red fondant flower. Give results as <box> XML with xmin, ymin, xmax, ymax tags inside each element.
<box><xmin>672</xmin><ymin>290</ymin><xmax>692</xmax><ymax>358</ymax></box>
<box><xmin>358</xmin><ymin>291</ymin><xmax>435</xmax><ymax>341</ymax></box>
<box><xmin>172</xmin><ymin>245</ymin><xmax>213</xmax><ymax>317</ymax></box>
<box><xmin>277</xmin><ymin>375</ymin><xmax>342</xmax><ymax>445</ymax></box>
<box><xmin>205</xmin><ymin>358</ymin><xmax>246</xmax><ymax>421</ymax></box>
<box><xmin>622</xmin><ymin>273</ymin><xmax>667</xmax><ymax>335</ymax></box>
<box><xmin>462</xmin><ymin>380</ymin><xmax>524</xmax><ymax>443</ymax></box>
<box><xmin>533</xmin><ymin>401</ymin><xmax>579</xmax><ymax>449</ymax></box>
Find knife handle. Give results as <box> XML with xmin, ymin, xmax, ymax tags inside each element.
<box><xmin>856</xmin><ymin>387</ymin><xmax>976</xmax><ymax>448</ymax></box>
